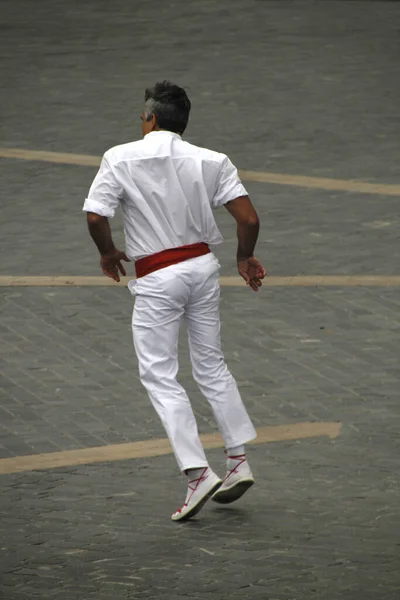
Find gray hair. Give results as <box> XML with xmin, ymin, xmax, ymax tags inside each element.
<box><xmin>143</xmin><ymin>81</ymin><xmax>191</xmax><ymax>133</ymax></box>
<box><xmin>144</xmin><ymin>98</ymin><xmax>158</xmax><ymax>121</ymax></box>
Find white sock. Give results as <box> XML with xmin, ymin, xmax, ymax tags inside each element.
<box><xmin>227</xmin><ymin>444</ymin><xmax>245</xmax><ymax>457</ymax></box>
<box><xmin>185</xmin><ymin>467</ymin><xmax>208</xmax><ymax>481</ymax></box>
<box><xmin>226</xmin><ymin>445</ymin><xmax>246</xmax><ymax>470</ymax></box>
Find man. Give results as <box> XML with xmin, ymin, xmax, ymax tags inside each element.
<box><xmin>83</xmin><ymin>81</ymin><xmax>266</xmax><ymax>521</ymax></box>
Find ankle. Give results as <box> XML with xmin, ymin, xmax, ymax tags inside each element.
<box><xmin>226</xmin><ymin>446</ymin><xmax>247</xmax><ymax>470</ymax></box>
<box><xmin>225</xmin><ymin>445</ymin><xmax>246</xmax><ymax>460</ymax></box>
<box><xmin>185</xmin><ymin>467</ymin><xmax>208</xmax><ymax>480</ymax></box>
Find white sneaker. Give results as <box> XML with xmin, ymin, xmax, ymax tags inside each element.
<box><xmin>212</xmin><ymin>455</ymin><xmax>254</xmax><ymax>504</ymax></box>
<box><xmin>171</xmin><ymin>468</ymin><xmax>222</xmax><ymax>522</ymax></box>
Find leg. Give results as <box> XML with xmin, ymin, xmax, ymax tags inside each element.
<box><xmin>132</xmin><ymin>289</ymin><xmax>208</xmax><ymax>473</ymax></box>
<box><xmin>185</xmin><ymin>264</ymin><xmax>257</xmax><ymax>504</ymax></box>
<box><xmin>185</xmin><ymin>266</ymin><xmax>257</xmax><ymax>448</ymax></box>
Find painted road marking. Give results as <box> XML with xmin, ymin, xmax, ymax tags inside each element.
<box><xmin>0</xmin><ymin>147</ymin><xmax>100</xmax><ymax>167</ymax></box>
<box><xmin>239</xmin><ymin>169</ymin><xmax>400</xmax><ymax>196</ymax></box>
<box><xmin>0</xmin><ymin>275</ymin><xmax>399</xmax><ymax>287</ymax></box>
<box><xmin>0</xmin><ymin>421</ymin><xmax>341</xmax><ymax>475</ymax></box>
<box><xmin>1</xmin><ymin>147</ymin><xmax>399</xmax><ymax>196</ymax></box>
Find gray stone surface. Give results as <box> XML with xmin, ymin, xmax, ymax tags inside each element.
<box><xmin>1</xmin><ymin>0</ymin><xmax>400</xmax><ymax>598</ymax></box>
<box><xmin>0</xmin><ymin>285</ymin><xmax>400</xmax><ymax>456</ymax></box>
<box><xmin>0</xmin><ymin>441</ymin><xmax>399</xmax><ymax>600</ymax></box>
<box><xmin>1</xmin><ymin>0</ymin><xmax>399</xmax><ymax>181</ymax></box>
<box><xmin>0</xmin><ymin>0</ymin><xmax>400</xmax><ymax>280</ymax></box>
<box><xmin>1</xmin><ymin>162</ymin><xmax>400</xmax><ymax>277</ymax></box>
<box><xmin>0</xmin><ymin>286</ymin><xmax>400</xmax><ymax>599</ymax></box>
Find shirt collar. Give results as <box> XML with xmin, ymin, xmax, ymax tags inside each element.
<box><xmin>144</xmin><ymin>130</ymin><xmax>182</xmax><ymax>139</ymax></box>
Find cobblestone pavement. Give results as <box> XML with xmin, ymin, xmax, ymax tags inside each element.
<box><xmin>1</xmin><ymin>0</ymin><xmax>400</xmax><ymax>278</ymax></box>
<box><xmin>1</xmin><ymin>286</ymin><xmax>399</xmax><ymax>599</ymax></box>
<box><xmin>1</xmin><ymin>162</ymin><xmax>400</xmax><ymax>277</ymax></box>
<box><xmin>1</xmin><ymin>0</ymin><xmax>399</xmax><ymax>181</ymax></box>
<box><xmin>1</xmin><ymin>0</ymin><xmax>400</xmax><ymax>598</ymax></box>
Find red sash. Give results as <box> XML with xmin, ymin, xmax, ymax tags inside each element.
<box><xmin>135</xmin><ymin>242</ymin><xmax>210</xmax><ymax>278</ymax></box>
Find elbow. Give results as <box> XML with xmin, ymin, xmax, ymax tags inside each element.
<box><xmin>237</xmin><ymin>215</ymin><xmax>259</xmax><ymax>231</ymax></box>
<box><xmin>242</xmin><ymin>213</ymin><xmax>259</xmax><ymax>229</ymax></box>
<box><xmin>86</xmin><ymin>212</ymin><xmax>106</xmax><ymax>225</ymax></box>
<box><xmin>247</xmin><ymin>214</ymin><xmax>259</xmax><ymax>228</ymax></box>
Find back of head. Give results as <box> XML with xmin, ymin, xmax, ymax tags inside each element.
<box><xmin>144</xmin><ymin>81</ymin><xmax>191</xmax><ymax>134</ymax></box>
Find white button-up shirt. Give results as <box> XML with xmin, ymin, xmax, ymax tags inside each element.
<box><xmin>83</xmin><ymin>130</ymin><xmax>247</xmax><ymax>260</ymax></box>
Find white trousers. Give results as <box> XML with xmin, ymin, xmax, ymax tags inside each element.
<box><xmin>129</xmin><ymin>253</ymin><xmax>257</xmax><ymax>472</ymax></box>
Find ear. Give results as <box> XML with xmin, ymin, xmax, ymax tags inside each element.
<box><xmin>149</xmin><ymin>113</ymin><xmax>158</xmax><ymax>131</ymax></box>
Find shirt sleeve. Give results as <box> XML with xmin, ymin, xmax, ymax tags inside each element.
<box><xmin>82</xmin><ymin>154</ymin><xmax>122</xmax><ymax>218</ymax></box>
<box><xmin>211</xmin><ymin>156</ymin><xmax>248</xmax><ymax>209</ymax></box>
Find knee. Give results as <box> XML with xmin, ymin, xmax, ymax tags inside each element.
<box><xmin>140</xmin><ymin>371</ymin><xmax>176</xmax><ymax>392</ymax></box>
<box><xmin>192</xmin><ymin>356</ymin><xmax>231</xmax><ymax>386</ymax></box>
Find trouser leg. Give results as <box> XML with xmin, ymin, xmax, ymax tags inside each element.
<box><xmin>185</xmin><ymin>270</ymin><xmax>257</xmax><ymax>449</ymax></box>
<box><xmin>133</xmin><ymin>293</ymin><xmax>208</xmax><ymax>472</ymax></box>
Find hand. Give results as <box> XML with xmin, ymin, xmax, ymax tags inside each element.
<box><xmin>100</xmin><ymin>249</ymin><xmax>130</xmax><ymax>282</ymax></box>
<box><xmin>237</xmin><ymin>256</ymin><xmax>267</xmax><ymax>292</ymax></box>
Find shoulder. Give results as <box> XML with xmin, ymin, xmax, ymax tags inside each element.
<box><xmin>103</xmin><ymin>140</ymin><xmax>146</xmax><ymax>164</ymax></box>
<box><xmin>179</xmin><ymin>139</ymin><xmax>228</xmax><ymax>165</ymax></box>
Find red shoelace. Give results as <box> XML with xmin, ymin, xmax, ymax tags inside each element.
<box><xmin>174</xmin><ymin>467</ymin><xmax>209</xmax><ymax>514</ymax></box>
<box><xmin>225</xmin><ymin>454</ymin><xmax>246</xmax><ymax>481</ymax></box>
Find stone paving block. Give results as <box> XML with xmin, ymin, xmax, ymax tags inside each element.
<box><xmin>0</xmin><ymin>285</ymin><xmax>399</xmax><ymax>455</ymax></box>
<box><xmin>1</xmin><ymin>0</ymin><xmax>400</xmax><ymax>598</ymax></box>
<box><xmin>1</xmin><ymin>405</ymin><xmax>398</xmax><ymax>599</ymax></box>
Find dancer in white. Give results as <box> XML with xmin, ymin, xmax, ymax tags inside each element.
<box><xmin>84</xmin><ymin>81</ymin><xmax>266</xmax><ymax>521</ymax></box>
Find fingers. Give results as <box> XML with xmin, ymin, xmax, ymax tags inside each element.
<box><xmin>251</xmin><ymin>258</ymin><xmax>267</xmax><ymax>279</ymax></box>
<box><xmin>250</xmin><ymin>281</ymin><xmax>259</xmax><ymax>291</ymax></box>
<box><xmin>239</xmin><ymin>268</ymin><xmax>265</xmax><ymax>291</ymax></box>
<box><xmin>117</xmin><ymin>261</ymin><xmax>127</xmax><ymax>276</ymax></box>
<box><xmin>250</xmin><ymin>280</ymin><xmax>259</xmax><ymax>291</ymax></box>
<box><xmin>255</xmin><ymin>266</ymin><xmax>267</xmax><ymax>279</ymax></box>
<box><xmin>239</xmin><ymin>269</ymin><xmax>251</xmax><ymax>285</ymax></box>
<box><xmin>121</xmin><ymin>252</ymin><xmax>130</xmax><ymax>262</ymax></box>
<box><xmin>249</xmin><ymin>278</ymin><xmax>262</xmax><ymax>292</ymax></box>
<box><xmin>102</xmin><ymin>267</ymin><xmax>120</xmax><ymax>282</ymax></box>
<box><xmin>101</xmin><ymin>255</ymin><xmax>127</xmax><ymax>281</ymax></box>
<box><xmin>109</xmin><ymin>271</ymin><xmax>120</xmax><ymax>282</ymax></box>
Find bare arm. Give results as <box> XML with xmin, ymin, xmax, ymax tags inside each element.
<box><xmin>225</xmin><ymin>196</ymin><xmax>266</xmax><ymax>291</ymax></box>
<box><xmin>86</xmin><ymin>212</ymin><xmax>129</xmax><ymax>282</ymax></box>
<box><xmin>224</xmin><ymin>195</ymin><xmax>260</xmax><ymax>259</ymax></box>
<box><xmin>87</xmin><ymin>212</ymin><xmax>116</xmax><ymax>255</ymax></box>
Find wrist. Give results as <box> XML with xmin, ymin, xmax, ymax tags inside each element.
<box><xmin>237</xmin><ymin>253</ymin><xmax>254</xmax><ymax>261</ymax></box>
<box><xmin>100</xmin><ymin>246</ymin><xmax>116</xmax><ymax>257</ymax></box>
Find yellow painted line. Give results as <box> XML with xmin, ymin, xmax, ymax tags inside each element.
<box><xmin>1</xmin><ymin>147</ymin><xmax>399</xmax><ymax>196</ymax></box>
<box><xmin>239</xmin><ymin>169</ymin><xmax>400</xmax><ymax>196</ymax></box>
<box><xmin>0</xmin><ymin>422</ymin><xmax>341</xmax><ymax>475</ymax></box>
<box><xmin>262</xmin><ymin>275</ymin><xmax>400</xmax><ymax>287</ymax></box>
<box><xmin>0</xmin><ymin>275</ymin><xmax>400</xmax><ymax>287</ymax></box>
<box><xmin>0</xmin><ymin>147</ymin><xmax>100</xmax><ymax>167</ymax></box>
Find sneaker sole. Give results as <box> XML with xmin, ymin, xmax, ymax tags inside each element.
<box><xmin>211</xmin><ymin>479</ymin><xmax>254</xmax><ymax>504</ymax></box>
<box><xmin>172</xmin><ymin>481</ymin><xmax>222</xmax><ymax>522</ymax></box>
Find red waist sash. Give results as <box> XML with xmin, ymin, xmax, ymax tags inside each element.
<box><xmin>135</xmin><ymin>242</ymin><xmax>210</xmax><ymax>278</ymax></box>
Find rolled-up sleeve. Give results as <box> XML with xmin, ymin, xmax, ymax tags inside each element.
<box><xmin>82</xmin><ymin>154</ymin><xmax>122</xmax><ymax>218</ymax></box>
<box><xmin>211</xmin><ymin>156</ymin><xmax>248</xmax><ymax>209</ymax></box>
